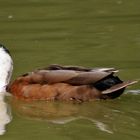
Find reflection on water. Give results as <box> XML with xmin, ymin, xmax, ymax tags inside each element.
<box><xmin>10</xmin><ymin>92</ymin><xmax>140</xmax><ymax>135</ymax></box>
<box><xmin>11</xmin><ymin>98</ymin><xmax>115</xmax><ymax>133</ymax></box>
<box><xmin>0</xmin><ymin>93</ymin><xmax>12</xmax><ymax>135</ymax></box>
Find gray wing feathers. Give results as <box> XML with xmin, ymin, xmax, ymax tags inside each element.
<box><xmin>46</xmin><ymin>64</ymin><xmax>118</xmax><ymax>73</ymax></box>
<box><xmin>35</xmin><ymin>70</ymin><xmax>78</xmax><ymax>84</ymax></box>
<box><xmin>65</xmin><ymin>71</ymin><xmax>112</xmax><ymax>85</ymax></box>
<box><xmin>34</xmin><ymin>70</ymin><xmax>112</xmax><ymax>85</ymax></box>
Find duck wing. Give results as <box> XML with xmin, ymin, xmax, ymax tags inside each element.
<box><xmin>43</xmin><ymin>64</ymin><xmax>92</xmax><ymax>71</ymax></box>
<box><xmin>31</xmin><ymin>69</ymin><xmax>112</xmax><ymax>85</ymax></box>
<box><xmin>64</xmin><ymin>71</ymin><xmax>112</xmax><ymax>85</ymax></box>
<box><xmin>44</xmin><ymin>64</ymin><xmax>118</xmax><ymax>73</ymax></box>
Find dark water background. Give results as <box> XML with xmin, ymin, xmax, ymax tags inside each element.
<box><xmin>0</xmin><ymin>0</ymin><xmax>140</xmax><ymax>139</ymax></box>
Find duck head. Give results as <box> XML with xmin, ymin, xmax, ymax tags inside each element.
<box><xmin>0</xmin><ymin>44</ymin><xmax>13</xmax><ymax>93</ymax></box>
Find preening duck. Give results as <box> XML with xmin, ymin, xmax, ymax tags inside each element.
<box><xmin>0</xmin><ymin>44</ymin><xmax>138</xmax><ymax>102</ymax></box>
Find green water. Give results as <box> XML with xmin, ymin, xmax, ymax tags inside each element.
<box><xmin>0</xmin><ymin>0</ymin><xmax>140</xmax><ymax>139</ymax></box>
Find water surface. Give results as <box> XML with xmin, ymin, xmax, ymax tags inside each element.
<box><xmin>0</xmin><ymin>0</ymin><xmax>140</xmax><ymax>139</ymax></box>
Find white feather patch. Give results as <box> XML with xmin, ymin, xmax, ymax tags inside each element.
<box><xmin>0</xmin><ymin>47</ymin><xmax>13</xmax><ymax>92</ymax></box>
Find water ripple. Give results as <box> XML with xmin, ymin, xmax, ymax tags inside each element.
<box><xmin>125</xmin><ymin>90</ymin><xmax>140</xmax><ymax>95</ymax></box>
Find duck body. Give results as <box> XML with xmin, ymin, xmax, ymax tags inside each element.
<box><xmin>0</xmin><ymin>44</ymin><xmax>137</xmax><ymax>102</ymax></box>
<box><xmin>8</xmin><ymin>64</ymin><xmax>137</xmax><ymax>102</ymax></box>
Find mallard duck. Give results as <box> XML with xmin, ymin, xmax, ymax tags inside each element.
<box><xmin>0</xmin><ymin>44</ymin><xmax>137</xmax><ymax>102</ymax></box>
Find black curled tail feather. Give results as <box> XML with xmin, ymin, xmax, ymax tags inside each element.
<box><xmin>93</xmin><ymin>74</ymin><xmax>124</xmax><ymax>99</ymax></box>
<box><xmin>93</xmin><ymin>74</ymin><xmax>123</xmax><ymax>91</ymax></box>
